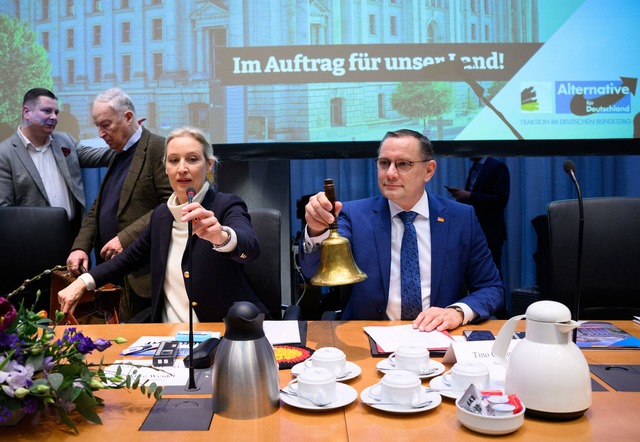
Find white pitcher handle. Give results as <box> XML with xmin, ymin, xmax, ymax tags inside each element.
<box><xmin>492</xmin><ymin>314</ymin><xmax>525</xmax><ymax>364</ymax></box>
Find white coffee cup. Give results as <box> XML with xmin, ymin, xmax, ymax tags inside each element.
<box><xmin>369</xmin><ymin>370</ymin><xmax>422</xmax><ymax>405</ymax></box>
<box><xmin>443</xmin><ymin>362</ymin><xmax>490</xmax><ymax>391</ymax></box>
<box><xmin>387</xmin><ymin>345</ymin><xmax>430</xmax><ymax>374</ymax></box>
<box><xmin>287</xmin><ymin>367</ymin><xmax>337</xmax><ymax>405</ymax></box>
<box><xmin>304</xmin><ymin>347</ymin><xmax>347</xmax><ymax>377</ymax></box>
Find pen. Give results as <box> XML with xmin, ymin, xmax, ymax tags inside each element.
<box><xmin>122</xmin><ymin>344</ymin><xmax>158</xmax><ymax>356</ymax></box>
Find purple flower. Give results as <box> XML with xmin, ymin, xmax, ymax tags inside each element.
<box><xmin>74</xmin><ymin>333</ymin><xmax>96</xmax><ymax>354</ymax></box>
<box><xmin>0</xmin><ymin>330</ymin><xmax>20</xmax><ymax>350</ymax></box>
<box><xmin>42</xmin><ymin>356</ymin><xmax>55</xmax><ymax>371</ymax></box>
<box><xmin>0</xmin><ymin>296</ymin><xmax>17</xmax><ymax>332</ymax></box>
<box><xmin>94</xmin><ymin>338</ymin><xmax>112</xmax><ymax>352</ymax></box>
<box><xmin>0</xmin><ymin>406</ymin><xmax>11</xmax><ymax>423</ymax></box>
<box><xmin>23</xmin><ymin>396</ymin><xmax>39</xmax><ymax>414</ymax></box>
<box><xmin>0</xmin><ymin>358</ymin><xmax>35</xmax><ymax>397</ymax></box>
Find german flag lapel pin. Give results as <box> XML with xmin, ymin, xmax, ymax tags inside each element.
<box><xmin>437</xmin><ymin>217</ymin><xmax>445</xmax><ymax>223</ymax></box>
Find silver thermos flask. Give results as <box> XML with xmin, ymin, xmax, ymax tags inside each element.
<box><xmin>212</xmin><ymin>302</ymin><xmax>280</xmax><ymax>418</ymax></box>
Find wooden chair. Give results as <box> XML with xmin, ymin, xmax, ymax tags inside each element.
<box><xmin>50</xmin><ymin>269</ymin><xmax>121</xmax><ymax>325</ymax></box>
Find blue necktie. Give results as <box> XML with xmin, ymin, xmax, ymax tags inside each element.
<box><xmin>398</xmin><ymin>211</ymin><xmax>422</xmax><ymax>320</ymax></box>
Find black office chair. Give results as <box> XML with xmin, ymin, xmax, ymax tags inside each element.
<box><xmin>546</xmin><ymin>197</ymin><xmax>640</xmax><ymax>319</ymax></box>
<box><xmin>0</xmin><ymin>206</ymin><xmax>71</xmax><ymax>312</ymax></box>
<box><xmin>245</xmin><ymin>208</ymin><xmax>299</xmax><ymax>320</ymax></box>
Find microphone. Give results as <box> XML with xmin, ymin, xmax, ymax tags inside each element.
<box><xmin>563</xmin><ymin>160</ymin><xmax>584</xmax><ymax>338</ymax></box>
<box><xmin>186</xmin><ymin>186</ymin><xmax>196</xmax><ymax>203</ymax></box>
<box><xmin>185</xmin><ymin>186</ymin><xmax>198</xmax><ymax>390</ymax></box>
<box><xmin>563</xmin><ymin>160</ymin><xmax>577</xmax><ymax>184</ymax></box>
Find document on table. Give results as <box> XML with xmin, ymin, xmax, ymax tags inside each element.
<box><xmin>363</xmin><ymin>324</ymin><xmax>455</xmax><ymax>353</ymax></box>
<box><xmin>120</xmin><ymin>336</ymin><xmax>219</xmax><ymax>357</ymax></box>
<box><xmin>263</xmin><ymin>320</ymin><xmax>301</xmax><ymax>345</ymax></box>
<box><xmin>104</xmin><ymin>360</ymin><xmax>190</xmax><ymax>387</ymax></box>
<box><xmin>120</xmin><ymin>321</ymin><xmax>301</xmax><ymax>356</ymax></box>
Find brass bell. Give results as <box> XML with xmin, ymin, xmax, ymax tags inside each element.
<box><xmin>310</xmin><ymin>179</ymin><xmax>367</xmax><ymax>286</ymax></box>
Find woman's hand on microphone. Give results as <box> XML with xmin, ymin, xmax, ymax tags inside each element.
<box><xmin>181</xmin><ymin>202</ymin><xmax>228</xmax><ymax>246</ymax></box>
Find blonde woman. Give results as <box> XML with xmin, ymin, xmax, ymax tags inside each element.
<box><xmin>59</xmin><ymin>127</ymin><xmax>266</xmax><ymax>322</ymax></box>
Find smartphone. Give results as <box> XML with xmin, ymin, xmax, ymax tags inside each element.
<box><xmin>463</xmin><ymin>330</ymin><xmax>495</xmax><ymax>341</ymax></box>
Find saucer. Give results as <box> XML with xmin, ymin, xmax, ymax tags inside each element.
<box><xmin>280</xmin><ymin>383</ymin><xmax>357</xmax><ymax>411</ymax></box>
<box><xmin>291</xmin><ymin>360</ymin><xmax>362</xmax><ymax>382</ymax></box>
<box><xmin>429</xmin><ymin>374</ymin><xmax>463</xmax><ymax>400</ymax></box>
<box><xmin>376</xmin><ymin>359</ymin><xmax>445</xmax><ymax>379</ymax></box>
<box><xmin>429</xmin><ymin>372</ymin><xmax>504</xmax><ymax>400</ymax></box>
<box><xmin>360</xmin><ymin>385</ymin><xmax>442</xmax><ymax>414</ymax></box>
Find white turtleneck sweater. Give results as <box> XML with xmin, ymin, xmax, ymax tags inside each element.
<box><xmin>81</xmin><ymin>181</ymin><xmax>238</xmax><ymax>323</ymax></box>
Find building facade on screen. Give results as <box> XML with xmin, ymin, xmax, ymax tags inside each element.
<box><xmin>0</xmin><ymin>0</ymin><xmax>538</xmax><ymax>143</ymax></box>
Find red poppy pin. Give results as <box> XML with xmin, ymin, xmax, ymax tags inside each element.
<box><xmin>61</xmin><ymin>147</ymin><xmax>71</xmax><ymax>157</ymax></box>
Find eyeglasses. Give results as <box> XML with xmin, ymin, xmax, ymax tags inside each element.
<box><xmin>375</xmin><ymin>158</ymin><xmax>430</xmax><ymax>173</ymax></box>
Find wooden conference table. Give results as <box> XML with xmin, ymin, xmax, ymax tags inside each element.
<box><xmin>5</xmin><ymin>320</ymin><xmax>640</xmax><ymax>441</ymax></box>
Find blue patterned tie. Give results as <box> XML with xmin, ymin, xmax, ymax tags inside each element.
<box><xmin>398</xmin><ymin>211</ymin><xmax>422</xmax><ymax>320</ymax></box>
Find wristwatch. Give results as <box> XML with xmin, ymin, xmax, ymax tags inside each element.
<box><xmin>447</xmin><ymin>305</ymin><xmax>465</xmax><ymax>324</ymax></box>
<box><xmin>212</xmin><ymin>226</ymin><xmax>232</xmax><ymax>249</ymax></box>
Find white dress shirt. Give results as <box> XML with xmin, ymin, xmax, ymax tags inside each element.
<box><xmin>18</xmin><ymin>127</ymin><xmax>75</xmax><ymax>220</ymax></box>
<box><xmin>386</xmin><ymin>192</ymin><xmax>432</xmax><ymax>320</ymax></box>
<box><xmin>305</xmin><ymin>191</ymin><xmax>475</xmax><ymax>324</ymax></box>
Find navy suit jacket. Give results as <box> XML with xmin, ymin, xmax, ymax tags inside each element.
<box><xmin>300</xmin><ymin>193</ymin><xmax>504</xmax><ymax>321</ymax></box>
<box><xmin>90</xmin><ymin>188</ymin><xmax>268</xmax><ymax>322</ymax></box>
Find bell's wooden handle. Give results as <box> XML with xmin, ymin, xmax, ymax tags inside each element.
<box><xmin>323</xmin><ymin>179</ymin><xmax>337</xmax><ymax>230</ymax></box>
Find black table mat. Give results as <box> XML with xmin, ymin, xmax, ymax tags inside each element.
<box><xmin>162</xmin><ymin>368</ymin><xmax>213</xmax><ymax>395</ymax></box>
<box><xmin>140</xmin><ymin>398</ymin><xmax>214</xmax><ymax>431</ymax></box>
<box><xmin>590</xmin><ymin>364</ymin><xmax>640</xmax><ymax>392</ymax></box>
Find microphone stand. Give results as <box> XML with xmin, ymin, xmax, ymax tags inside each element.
<box><xmin>565</xmin><ymin>163</ymin><xmax>584</xmax><ymax>343</ymax></box>
<box><xmin>573</xmin><ymin>173</ymin><xmax>584</xmax><ymax>343</ymax></box>
<box><xmin>186</xmin><ymin>190</ymin><xmax>198</xmax><ymax>391</ymax></box>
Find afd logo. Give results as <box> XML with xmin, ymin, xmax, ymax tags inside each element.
<box><xmin>556</xmin><ymin>78</ymin><xmax>637</xmax><ymax>115</ymax></box>
<box><xmin>520</xmin><ymin>82</ymin><xmax>554</xmax><ymax>113</ymax></box>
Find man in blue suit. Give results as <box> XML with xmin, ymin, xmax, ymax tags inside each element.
<box><xmin>300</xmin><ymin>129</ymin><xmax>504</xmax><ymax>332</ymax></box>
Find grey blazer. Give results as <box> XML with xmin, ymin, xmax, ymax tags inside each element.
<box><xmin>0</xmin><ymin>131</ymin><xmax>113</xmax><ymax>215</ymax></box>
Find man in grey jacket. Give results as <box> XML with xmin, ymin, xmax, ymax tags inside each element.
<box><xmin>0</xmin><ymin>88</ymin><xmax>113</xmax><ymax>235</ymax></box>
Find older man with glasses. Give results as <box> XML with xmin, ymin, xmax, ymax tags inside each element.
<box><xmin>300</xmin><ymin>129</ymin><xmax>503</xmax><ymax>331</ymax></box>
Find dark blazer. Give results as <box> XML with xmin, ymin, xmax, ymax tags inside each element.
<box><xmin>72</xmin><ymin>127</ymin><xmax>173</xmax><ymax>297</ymax></box>
<box><xmin>299</xmin><ymin>193</ymin><xmax>504</xmax><ymax>322</ymax></box>
<box><xmin>0</xmin><ymin>131</ymin><xmax>113</xmax><ymax>216</ymax></box>
<box><xmin>89</xmin><ymin>188</ymin><xmax>267</xmax><ymax>322</ymax></box>
<box><xmin>465</xmin><ymin>157</ymin><xmax>510</xmax><ymax>248</ymax></box>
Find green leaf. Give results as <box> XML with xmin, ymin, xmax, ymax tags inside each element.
<box><xmin>48</xmin><ymin>373</ymin><xmax>64</xmax><ymax>391</ymax></box>
<box><xmin>70</xmin><ymin>385</ymin><xmax>85</xmax><ymax>402</ymax></box>
<box><xmin>74</xmin><ymin>391</ymin><xmax>103</xmax><ymax>425</ymax></box>
<box><xmin>55</xmin><ymin>404</ymin><xmax>79</xmax><ymax>435</ymax></box>
<box><xmin>25</xmin><ymin>352</ymin><xmax>44</xmax><ymax>372</ymax></box>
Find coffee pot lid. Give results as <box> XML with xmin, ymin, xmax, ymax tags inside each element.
<box><xmin>525</xmin><ymin>300</ymin><xmax>572</xmax><ymax>323</ymax></box>
<box><xmin>223</xmin><ymin>301</ymin><xmax>266</xmax><ymax>341</ymax></box>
